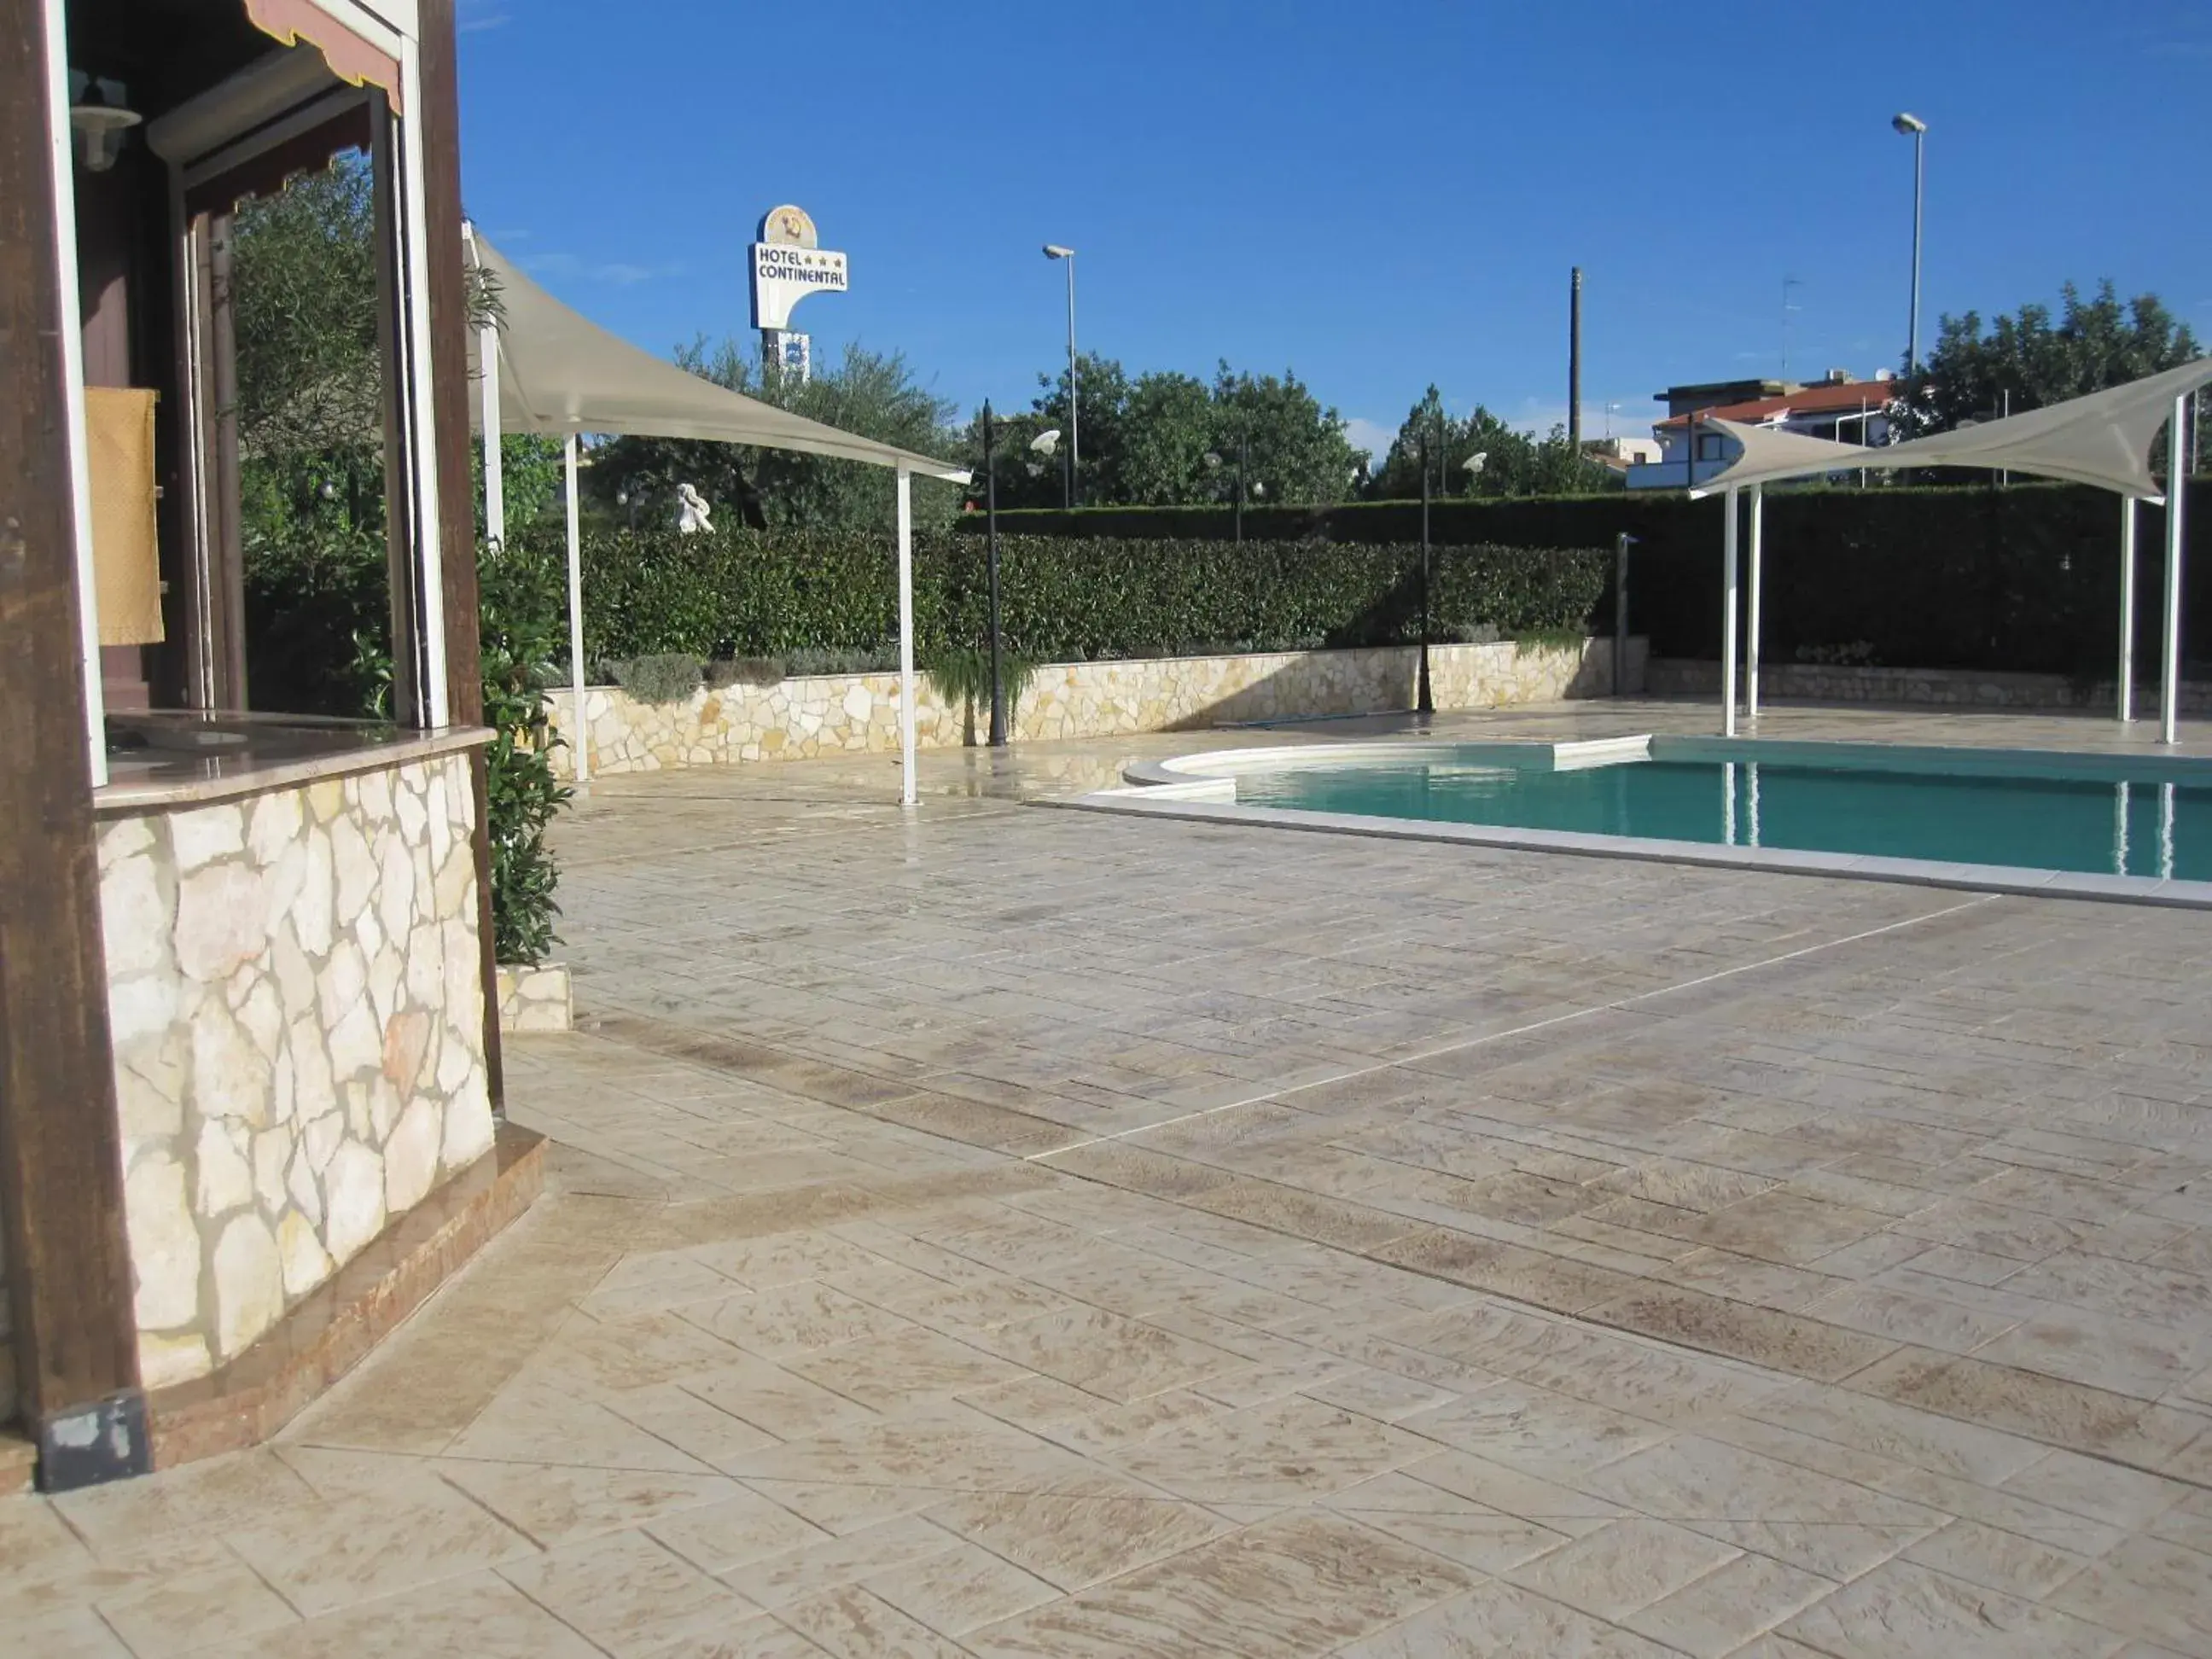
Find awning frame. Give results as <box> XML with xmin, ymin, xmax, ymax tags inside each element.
<box><xmin>464</xmin><ymin>225</ymin><xmax>969</xmax><ymax>806</ymax></box>
<box><xmin>1688</xmin><ymin>364</ymin><xmax>2210</xmax><ymax>746</ymax></box>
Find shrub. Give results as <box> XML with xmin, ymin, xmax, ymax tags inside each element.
<box><xmin>782</xmin><ymin>646</ymin><xmax>899</xmax><ymax>678</ymax></box>
<box><xmin>925</xmin><ymin>648</ymin><xmax>1037</xmax><ymax>714</ymax></box>
<box><xmin>509</xmin><ymin>523</ymin><xmax>1610</xmax><ymax>672</ymax></box>
<box><xmin>954</xmin><ymin>480</ymin><xmax>2212</xmax><ymax>680</ymax></box>
<box><xmin>477</xmin><ymin>544</ymin><xmax>573</xmax><ymax>966</ymax></box>
<box><xmin>609</xmin><ymin>653</ymin><xmax>704</xmax><ymax>704</ymax></box>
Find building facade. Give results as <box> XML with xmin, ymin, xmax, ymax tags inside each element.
<box><xmin>3</xmin><ymin>0</ymin><xmax>539</xmax><ymax>1493</ymax></box>
<box><xmin>1627</xmin><ymin>371</ymin><xmax>1901</xmax><ymax>491</ymax></box>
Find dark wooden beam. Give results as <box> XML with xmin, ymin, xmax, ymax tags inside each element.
<box><xmin>0</xmin><ymin>0</ymin><xmax>149</xmax><ymax>1488</ymax></box>
<box><xmin>416</xmin><ymin>0</ymin><xmax>504</xmax><ymax>1109</ymax></box>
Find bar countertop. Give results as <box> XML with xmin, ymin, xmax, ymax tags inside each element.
<box><xmin>95</xmin><ymin>711</ymin><xmax>492</xmax><ymax>815</ymax></box>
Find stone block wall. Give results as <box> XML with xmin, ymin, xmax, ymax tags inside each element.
<box><xmin>496</xmin><ymin>963</ymin><xmax>573</xmax><ymax>1032</ymax></box>
<box><xmin>1647</xmin><ymin>658</ymin><xmax>2212</xmax><ymax>714</ymax></box>
<box><xmin>545</xmin><ymin>637</ymin><xmax>1647</xmax><ymax>780</ymax></box>
<box><xmin>96</xmin><ymin>752</ymin><xmax>495</xmax><ymax>1390</ymax></box>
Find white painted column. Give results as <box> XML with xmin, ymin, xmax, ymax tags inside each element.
<box><xmin>1746</xmin><ymin>483</ymin><xmax>1764</xmax><ymax>722</ymax></box>
<box><xmin>44</xmin><ymin>0</ymin><xmax>107</xmax><ymax>786</ymax></box>
<box><xmin>2119</xmin><ymin>497</ymin><xmax>2137</xmax><ymax>724</ymax></box>
<box><xmin>396</xmin><ymin>42</ymin><xmax>449</xmax><ymax>726</ymax></box>
<box><xmin>564</xmin><ymin>434</ymin><xmax>588</xmax><ymax>786</ymax></box>
<box><xmin>2161</xmin><ymin>395</ymin><xmax>2188</xmax><ymax>746</ymax></box>
<box><xmin>896</xmin><ymin>467</ymin><xmax>917</xmax><ymax>807</ymax></box>
<box><xmin>1721</xmin><ymin>486</ymin><xmax>1740</xmax><ymax>738</ymax></box>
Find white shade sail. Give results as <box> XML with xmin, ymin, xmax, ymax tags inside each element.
<box><xmin>1694</xmin><ymin>358</ymin><xmax>2212</xmax><ymax>501</ymax></box>
<box><xmin>1687</xmin><ymin>418</ymin><xmax>1871</xmax><ymax>498</ymax></box>
<box><xmin>468</xmin><ymin>234</ymin><xmax>969</xmax><ymax>483</ymax></box>
<box><xmin>463</xmin><ymin>229</ymin><xmax>958</xmax><ymax>809</ymax></box>
<box><xmin>1872</xmin><ymin>356</ymin><xmax>2209</xmax><ymax>500</ymax></box>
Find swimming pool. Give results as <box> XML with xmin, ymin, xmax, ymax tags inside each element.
<box><xmin>1091</xmin><ymin>736</ymin><xmax>2212</xmax><ymax>905</ymax></box>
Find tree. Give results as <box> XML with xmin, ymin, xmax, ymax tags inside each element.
<box><xmin>232</xmin><ymin>154</ymin><xmax>563</xmax><ymax>547</ymax></box>
<box><xmin>1115</xmin><ymin>371</ymin><xmax>1216</xmax><ymax>504</ymax></box>
<box><xmin>1026</xmin><ymin>351</ymin><xmax>1132</xmax><ymax>507</ymax></box>
<box><xmin>587</xmin><ymin>339</ymin><xmax>962</xmax><ymax>536</ymax></box>
<box><xmin>1208</xmin><ymin>364</ymin><xmax>1363</xmax><ymax>507</ymax></box>
<box><xmin>1371</xmin><ymin>387</ymin><xmax>1617</xmax><ymax>500</ymax></box>
<box><xmin>1910</xmin><ymin>280</ymin><xmax>2202</xmax><ymax>436</ymax></box>
<box><xmin>974</xmin><ymin>353</ymin><xmax>1361</xmax><ymax>509</ymax></box>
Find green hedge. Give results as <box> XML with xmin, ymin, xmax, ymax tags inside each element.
<box><xmin>957</xmin><ymin>480</ymin><xmax>2211</xmax><ymax>678</ymax></box>
<box><xmin>505</xmin><ymin>527</ymin><xmax>1609</xmax><ymax>669</ymax></box>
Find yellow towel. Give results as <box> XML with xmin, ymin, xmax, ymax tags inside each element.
<box><xmin>84</xmin><ymin>386</ymin><xmax>164</xmax><ymax>647</ymax></box>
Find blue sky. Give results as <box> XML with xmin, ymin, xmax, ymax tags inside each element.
<box><xmin>457</xmin><ymin>0</ymin><xmax>2212</xmax><ymax>457</ymax></box>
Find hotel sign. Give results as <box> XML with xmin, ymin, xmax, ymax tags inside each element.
<box><xmin>749</xmin><ymin>204</ymin><xmax>849</xmax><ymax>331</ymax></box>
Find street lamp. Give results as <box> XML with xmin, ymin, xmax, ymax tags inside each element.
<box><xmin>1417</xmin><ymin>430</ymin><xmax>1435</xmax><ymax>717</ymax></box>
<box><xmin>982</xmin><ymin>403</ymin><xmax>1008</xmax><ymax>748</ymax></box>
<box><xmin>1043</xmin><ymin>245</ymin><xmax>1078</xmax><ymax>508</ymax></box>
<box><xmin>1892</xmin><ymin>113</ymin><xmax>1928</xmax><ymax>376</ymax></box>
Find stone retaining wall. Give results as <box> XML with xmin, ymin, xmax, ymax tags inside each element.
<box><xmin>497</xmin><ymin>963</ymin><xmax>573</xmax><ymax>1033</ymax></box>
<box><xmin>1648</xmin><ymin>658</ymin><xmax>2212</xmax><ymax>714</ymax></box>
<box><xmin>96</xmin><ymin>752</ymin><xmax>496</xmax><ymax>1390</ymax></box>
<box><xmin>546</xmin><ymin>637</ymin><xmax>1647</xmax><ymax>779</ymax></box>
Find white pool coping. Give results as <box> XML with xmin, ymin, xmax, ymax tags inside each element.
<box><xmin>1071</xmin><ymin>736</ymin><xmax>2212</xmax><ymax>911</ymax></box>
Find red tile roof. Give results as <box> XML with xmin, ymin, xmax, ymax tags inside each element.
<box><xmin>1657</xmin><ymin>379</ymin><xmax>1894</xmax><ymax>429</ymax></box>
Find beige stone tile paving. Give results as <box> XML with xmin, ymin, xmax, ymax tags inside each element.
<box><xmin>9</xmin><ymin>706</ymin><xmax>2212</xmax><ymax>1653</ymax></box>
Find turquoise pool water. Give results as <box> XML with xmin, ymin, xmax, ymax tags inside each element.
<box><xmin>1232</xmin><ymin>753</ymin><xmax>2212</xmax><ymax>881</ymax></box>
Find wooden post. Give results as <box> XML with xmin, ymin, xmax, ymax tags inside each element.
<box><xmin>1</xmin><ymin>0</ymin><xmax>149</xmax><ymax>1489</ymax></box>
<box><xmin>417</xmin><ymin>0</ymin><xmax>504</xmax><ymax>1108</ymax></box>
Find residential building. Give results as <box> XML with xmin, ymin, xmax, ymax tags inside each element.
<box><xmin>1627</xmin><ymin>370</ymin><xmax>1901</xmax><ymax>491</ymax></box>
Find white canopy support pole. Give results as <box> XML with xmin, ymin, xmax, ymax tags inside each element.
<box><xmin>896</xmin><ymin>467</ymin><xmax>917</xmax><ymax>807</ymax></box>
<box><xmin>1746</xmin><ymin>484</ymin><xmax>1765</xmax><ymax>722</ymax></box>
<box><xmin>564</xmin><ymin>434</ymin><xmax>589</xmax><ymax>787</ymax></box>
<box><xmin>463</xmin><ymin>220</ymin><xmax>503</xmax><ymax>547</ymax></box>
<box><xmin>1720</xmin><ymin>486</ymin><xmax>1740</xmax><ymax>737</ymax></box>
<box><xmin>45</xmin><ymin>0</ymin><xmax>107</xmax><ymax>786</ymax></box>
<box><xmin>481</xmin><ymin>343</ymin><xmax>504</xmax><ymax>545</ymax></box>
<box><xmin>2161</xmin><ymin>394</ymin><xmax>2187</xmax><ymax>746</ymax></box>
<box><xmin>2119</xmin><ymin>498</ymin><xmax>2137</xmax><ymax>724</ymax></box>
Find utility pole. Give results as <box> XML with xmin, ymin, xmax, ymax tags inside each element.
<box><xmin>1569</xmin><ymin>267</ymin><xmax>1583</xmax><ymax>448</ymax></box>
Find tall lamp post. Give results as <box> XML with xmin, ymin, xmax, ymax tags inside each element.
<box><xmin>1043</xmin><ymin>244</ymin><xmax>1078</xmax><ymax>508</ymax></box>
<box><xmin>1892</xmin><ymin>113</ymin><xmax>1928</xmax><ymax>375</ymax></box>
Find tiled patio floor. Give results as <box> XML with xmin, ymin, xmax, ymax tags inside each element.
<box><xmin>10</xmin><ymin>701</ymin><xmax>2212</xmax><ymax>1656</ymax></box>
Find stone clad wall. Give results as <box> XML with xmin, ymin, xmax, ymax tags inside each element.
<box><xmin>96</xmin><ymin>752</ymin><xmax>495</xmax><ymax>1390</ymax></box>
<box><xmin>1647</xmin><ymin>658</ymin><xmax>2212</xmax><ymax>713</ymax></box>
<box><xmin>546</xmin><ymin>637</ymin><xmax>1646</xmax><ymax>779</ymax></box>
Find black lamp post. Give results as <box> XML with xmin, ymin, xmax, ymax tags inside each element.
<box><xmin>983</xmin><ymin>402</ymin><xmax>1007</xmax><ymax>748</ymax></box>
<box><xmin>1234</xmin><ymin>429</ymin><xmax>1249</xmax><ymax>544</ymax></box>
<box><xmin>1417</xmin><ymin>429</ymin><xmax>1435</xmax><ymax>717</ymax></box>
